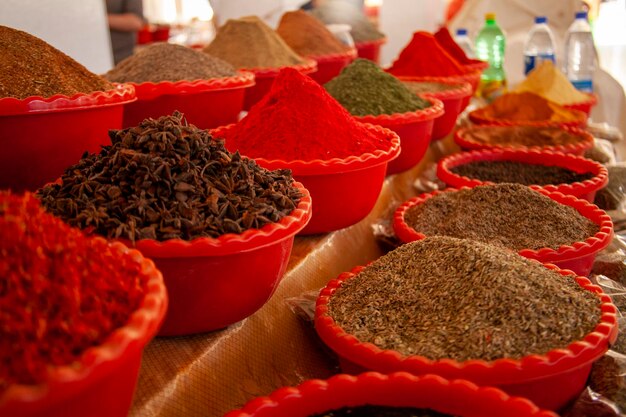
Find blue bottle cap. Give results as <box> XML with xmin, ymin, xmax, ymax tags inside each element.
<box><xmin>575</xmin><ymin>11</ymin><xmax>588</xmax><ymax>19</ymax></box>
<box><xmin>456</xmin><ymin>28</ymin><xmax>468</xmax><ymax>36</ymax></box>
<box><xmin>535</xmin><ymin>16</ymin><xmax>547</xmax><ymax>24</ymax></box>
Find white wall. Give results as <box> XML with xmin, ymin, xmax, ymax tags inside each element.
<box><xmin>0</xmin><ymin>0</ymin><xmax>114</xmax><ymax>73</ymax></box>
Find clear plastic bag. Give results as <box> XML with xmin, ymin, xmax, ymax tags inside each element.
<box><xmin>595</xmin><ymin>163</ymin><xmax>626</xmax><ymax>217</ymax></box>
<box><xmin>586</xmin><ymin>138</ymin><xmax>618</xmax><ymax>165</ymax></box>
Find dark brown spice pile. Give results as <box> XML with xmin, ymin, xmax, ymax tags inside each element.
<box><xmin>464</xmin><ymin>126</ymin><xmax>586</xmax><ymax>148</ymax></box>
<box><xmin>402</xmin><ymin>81</ymin><xmax>461</xmax><ymax>94</ymax></box>
<box><xmin>37</xmin><ymin>112</ymin><xmax>302</xmax><ymax>242</ymax></box>
<box><xmin>328</xmin><ymin>236</ymin><xmax>601</xmax><ymax>361</ymax></box>
<box><xmin>404</xmin><ymin>183</ymin><xmax>599</xmax><ymax>251</ymax></box>
<box><xmin>450</xmin><ymin>160</ymin><xmax>594</xmax><ymax>186</ymax></box>
<box><xmin>104</xmin><ymin>43</ymin><xmax>236</xmax><ymax>83</ymax></box>
<box><xmin>310</xmin><ymin>406</ymin><xmax>454</xmax><ymax>417</ymax></box>
<box><xmin>0</xmin><ymin>25</ymin><xmax>113</xmax><ymax>99</ymax></box>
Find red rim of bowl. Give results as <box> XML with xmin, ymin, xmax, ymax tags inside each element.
<box><xmin>354</xmin><ymin>37</ymin><xmax>387</xmax><ymax>48</ymax></box>
<box><xmin>392</xmin><ymin>187</ymin><xmax>613</xmax><ymax>263</ymax></box>
<box><xmin>117</xmin><ymin>181</ymin><xmax>312</xmax><ymax>258</ymax></box>
<box><xmin>353</xmin><ymin>96</ymin><xmax>444</xmax><ymax>125</ymax></box>
<box><xmin>0</xmin><ymin>239</ymin><xmax>168</xmax><ymax>406</ymax></box>
<box><xmin>315</xmin><ymin>262</ymin><xmax>618</xmax><ymax>385</ymax></box>
<box><xmin>126</xmin><ymin>70</ymin><xmax>255</xmax><ymax>100</ymax></box>
<box><xmin>437</xmin><ymin>148</ymin><xmax>609</xmax><ymax>196</ymax></box>
<box><xmin>224</xmin><ymin>372</ymin><xmax>559</xmax><ymax>417</ymax></box>
<box><xmin>211</xmin><ymin>122</ymin><xmax>401</xmax><ymax>175</ymax></box>
<box><xmin>398</xmin><ymin>76</ymin><xmax>472</xmax><ymax>101</ymax></box>
<box><xmin>468</xmin><ymin>106</ymin><xmax>588</xmax><ymax>128</ymax></box>
<box><xmin>0</xmin><ymin>83</ymin><xmax>137</xmax><ymax>116</ymax></box>
<box><xmin>464</xmin><ymin>59</ymin><xmax>489</xmax><ymax>72</ymax></box>
<box><xmin>309</xmin><ymin>48</ymin><xmax>358</xmax><ymax>64</ymax></box>
<box><xmin>454</xmin><ymin>125</ymin><xmax>595</xmax><ymax>154</ymax></box>
<box><xmin>562</xmin><ymin>92</ymin><xmax>598</xmax><ymax>111</ymax></box>
<box><xmin>242</xmin><ymin>59</ymin><xmax>317</xmax><ymax>79</ymax></box>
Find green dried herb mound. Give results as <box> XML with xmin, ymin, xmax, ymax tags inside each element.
<box><xmin>37</xmin><ymin>112</ymin><xmax>303</xmax><ymax>242</ymax></box>
<box><xmin>324</xmin><ymin>58</ymin><xmax>431</xmax><ymax>116</ymax></box>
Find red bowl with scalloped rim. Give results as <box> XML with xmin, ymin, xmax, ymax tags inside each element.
<box><xmin>243</xmin><ymin>60</ymin><xmax>317</xmax><ymax>110</ymax></box>
<box><xmin>223</xmin><ymin>372</ymin><xmax>559</xmax><ymax>417</ymax></box>
<box><xmin>355</xmin><ymin>38</ymin><xmax>387</xmax><ymax>64</ymax></box>
<box><xmin>454</xmin><ymin>125</ymin><xmax>595</xmax><ymax>156</ymax></box>
<box><xmin>315</xmin><ymin>262</ymin><xmax>618</xmax><ymax>411</ymax></box>
<box><xmin>355</xmin><ymin>97</ymin><xmax>444</xmax><ymax>175</ymax></box>
<box><xmin>309</xmin><ymin>49</ymin><xmax>357</xmax><ymax>84</ymax></box>
<box><xmin>0</xmin><ymin>240</ymin><xmax>167</xmax><ymax>417</ymax></box>
<box><xmin>393</xmin><ymin>187</ymin><xmax>613</xmax><ymax>276</ymax></box>
<box><xmin>469</xmin><ymin>105</ymin><xmax>588</xmax><ymax>129</ymax></box>
<box><xmin>213</xmin><ymin>123</ymin><xmax>400</xmax><ymax>235</ymax></box>
<box><xmin>128</xmin><ymin>182</ymin><xmax>311</xmax><ymax>336</ymax></box>
<box><xmin>399</xmin><ymin>76</ymin><xmax>472</xmax><ymax>140</ymax></box>
<box><xmin>0</xmin><ymin>84</ymin><xmax>136</xmax><ymax>192</ymax></box>
<box><xmin>464</xmin><ymin>59</ymin><xmax>490</xmax><ymax>73</ymax></box>
<box><xmin>437</xmin><ymin>149</ymin><xmax>609</xmax><ymax>202</ymax></box>
<box><xmin>562</xmin><ymin>93</ymin><xmax>598</xmax><ymax>117</ymax></box>
<box><xmin>122</xmin><ymin>71</ymin><xmax>255</xmax><ymax>129</ymax></box>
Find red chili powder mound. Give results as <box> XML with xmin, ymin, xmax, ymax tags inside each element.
<box><xmin>0</xmin><ymin>192</ymin><xmax>148</xmax><ymax>391</ymax></box>
<box><xmin>434</xmin><ymin>27</ymin><xmax>473</xmax><ymax>65</ymax></box>
<box><xmin>387</xmin><ymin>31</ymin><xmax>467</xmax><ymax>77</ymax></box>
<box><xmin>223</xmin><ymin>68</ymin><xmax>390</xmax><ymax>161</ymax></box>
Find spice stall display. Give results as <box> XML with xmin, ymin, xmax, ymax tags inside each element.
<box><xmin>325</xmin><ymin>59</ymin><xmax>443</xmax><ymax>174</ymax></box>
<box><xmin>104</xmin><ymin>43</ymin><xmax>254</xmax><ymax>129</ymax></box>
<box><xmin>277</xmin><ymin>11</ymin><xmax>357</xmax><ymax>84</ymax></box>
<box><xmin>204</xmin><ymin>16</ymin><xmax>316</xmax><ymax>109</ymax></box>
<box><xmin>0</xmin><ymin>192</ymin><xmax>167</xmax><ymax>417</ymax></box>
<box><xmin>0</xmin><ymin>25</ymin><xmax>136</xmax><ymax>192</ymax></box>
<box><xmin>213</xmin><ymin>68</ymin><xmax>399</xmax><ymax>234</ymax></box>
<box><xmin>315</xmin><ymin>236</ymin><xmax>617</xmax><ymax>410</ymax></box>
<box><xmin>37</xmin><ymin>112</ymin><xmax>312</xmax><ymax>335</ymax></box>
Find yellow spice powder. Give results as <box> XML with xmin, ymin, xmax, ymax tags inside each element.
<box><xmin>514</xmin><ymin>61</ymin><xmax>590</xmax><ymax>104</ymax></box>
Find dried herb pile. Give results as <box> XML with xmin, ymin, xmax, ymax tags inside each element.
<box><xmin>311</xmin><ymin>406</ymin><xmax>454</xmax><ymax>417</ymax></box>
<box><xmin>0</xmin><ymin>25</ymin><xmax>113</xmax><ymax>99</ymax></box>
<box><xmin>404</xmin><ymin>183</ymin><xmax>599</xmax><ymax>251</ymax></box>
<box><xmin>450</xmin><ymin>160</ymin><xmax>594</xmax><ymax>186</ymax></box>
<box><xmin>105</xmin><ymin>43</ymin><xmax>236</xmax><ymax>83</ymax></box>
<box><xmin>325</xmin><ymin>59</ymin><xmax>431</xmax><ymax>116</ymax></box>
<box><xmin>328</xmin><ymin>236</ymin><xmax>601</xmax><ymax>361</ymax></box>
<box><xmin>0</xmin><ymin>192</ymin><xmax>148</xmax><ymax>391</ymax></box>
<box><xmin>37</xmin><ymin>112</ymin><xmax>302</xmax><ymax>242</ymax></box>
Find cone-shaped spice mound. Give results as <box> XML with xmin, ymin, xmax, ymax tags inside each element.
<box><xmin>325</xmin><ymin>58</ymin><xmax>431</xmax><ymax>116</ymax></box>
<box><xmin>310</xmin><ymin>1</ymin><xmax>384</xmax><ymax>43</ymax></box>
<box><xmin>474</xmin><ymin>92</ymin><xmax>585</xmax><ymax>123</ymax></box>
<box><xmin>434</xmin><ymin>27</ymin><xmax>473</xmax><ymax>65</ymax></box>
<box><xmin>387</xmin><ymin>31</ymin><xmax>467</xmax><ymax>77</ymax></box>
<box><xmin>277</xmin><ymin>10</ymin><xmax>351</xmax><ymax>57</ymax></box>
<box><xmin>37</xmin><ymin>112</ymin><xmax>302</xmax><ymax>242</ymax></box>
<box><xmin>328</xmin><ymin>236</ymin><xmax>601</xmax><ymax>361</ymax></box>
<box><xmin>224</xmin><ymin>68</ymin><xmax>390</xmax><ymax>161</ymax></box>
<box><xmin>514</xmin><ymin>61</ymin><xmax>590</xmax><ymax>105</ymax></box>
<box><xmin>0</xmin><ymin>25</ymin><xmax>113</xmax><ymax>99</ymax></box>
<box><xmin>105</xmin><ymin>43</ymin><xmax>236</xmax><ymax>83</ymax></box>
<box><xmin>204</xmin><ymin>16</ymin><xmax>305</xmax><ymax>69</ymax></box>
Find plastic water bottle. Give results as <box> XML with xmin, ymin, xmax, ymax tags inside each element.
<box><xmin>454</xmin><ymin>28</ymin><xmax>475</xmax><ymax>58</ymax></box>
<box><xmin>523</xmin><ymin>16</ymin><xmax>556</xmax><ymax>75</ymax></box>
<box><xmin>475</xmin><ymin>13</ymin><xmax>506</xmax><ymax>100</ymax></box>
<box><xmin>563</xmin><ymin>11</ymin><xmax>596</xmax><ymax>93</ymax></box>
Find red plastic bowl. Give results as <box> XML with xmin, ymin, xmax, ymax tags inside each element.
<box><xmin>130</xmin><ymin>182</ymin><xmax>312</xmax><ymax>336</ymax></box>
<box><xmin>243</xmin><ymin>60</ymin><xmax>317</xmax><ymax>110</ymax></box>
<box><xmin>315</xmin><ymin>263</ymin><xmax>618</xmax><ymax>411</ymax></box>
<box><xmin>355</xmin><ymin>97</ymin><xmax>443</xmax><ymax>175</ymax></box>
<box><xmin>354</xmin><ymin>38</ymin><xmax>387</xmax><ymax>64</ymax></box>
<box><xmin>437</xmin><ymin>149</ymin><xmax>609</xmax><ymax>202</ymax></box>
<box><xmin>309</xmin><ymin>49</ymin><xmax>357</xmax><ymax>84</ymax></box>
<box><xmin>213</xmin><ymin>123</ymin><xmax>400</xmax><ymax>235</ymax></box>
<box><xmin>393</xmin><ymin>187</ymin><xmax>613</xmax><ymax>276</ymax></box>
<box><xmin>223</xmin><ymin>372</ymin><xmax>559</xmax><ymax>417</ymax></box>
<box><xmin>464</xmin><ymin>59</ymin><xmax>489</xmax><ymax>73</ymax></box>
<box><xmin>562</xmin><ymin>93</ymin><xmax>598</xmax><ymax>117</ymax></box>
<box><xmin>0</xmin><ymin>240</ymin><xmax>168</xmax><ymax>417</ymax></box>
<box><xmin>399</xmin><ymin>76</ymin><xmax>472</xmax><ymax>140</ymax></box>
<box><xmin>469</xmin><ymin>105</ymin><xmax>588</xmax><ymax>129</ymax></box>
<box><xmin>0</xmin><ymin>84</ymin><xmax>136</xmax><ymax>192</ymax></box>
<box><xmin>122</xmin><ymin>71</ymin><xmax>255</xmax><ymax>129</ymax></box>
<box><xmin>454</xmin><ymin>125</ymin><xmax>595</xmax><ymax>156</ymax></box>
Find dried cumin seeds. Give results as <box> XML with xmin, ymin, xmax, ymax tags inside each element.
<box><xmin>37</xmin><ymin>112</ymin><xmax>302</xmax><ymax>242</ymax></box>
<box><xmin>328</xmin><ymin>236</ymin><xmax>601</xmax><ymax>362</ymax></box>
<box><xmin>403</xmin><ymin>183</ymin><xmax>599</xmax><ymax>251</ymax></box>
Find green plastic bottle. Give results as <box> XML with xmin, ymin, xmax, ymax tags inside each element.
<box><xmin>475</xmin><ymin>13</ymin><xmax>507</xmax><ymax>100</ymax></box>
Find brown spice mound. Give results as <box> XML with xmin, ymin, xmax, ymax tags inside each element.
<box><xmin>328</xmin><ymin>236</ymin><xmax>601</xmax><ymax>362</ymax></box>
<box><xmin>404</xmin><ymin>183</ymin><xmax>599</xmax><ymax>251</ymax></box>
<box><xmin>277</xmin><ymin>10</ymin><xmax>351</xmax><ymax>57</ymax></box>
<box><xmin>402</xmin><ymin>81</ymin><xmax>461</xmax><ymax>94</ymax></box>
<box><xmin>204</xmin><ymin>16</ymin><xmax>306</xmax><ymax>69</ymax></box>
<box><xmin>105</xmin><ymin>43</ymin><xmax>236</xmax><ymax>83</ymax></box>
<box><xmin>463</xmin><ymin>126</ymin><xmax>586</xmax><ymax>148</ymax></box>
<box><xmin>0</xmin><ymin>25</ymin><xmax>113</xmax><ymax>99</ymax></box>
